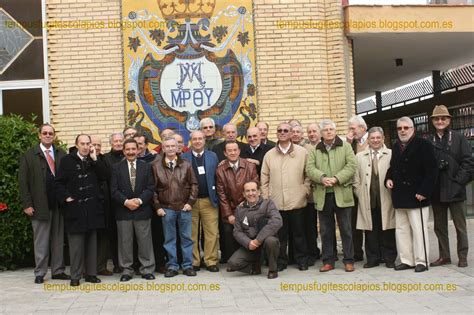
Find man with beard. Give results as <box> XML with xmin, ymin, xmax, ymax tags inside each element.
<box><xmin>385</xmin><ymin>116</ymin><xmax>438</xmax><ymax>273</ymax></box>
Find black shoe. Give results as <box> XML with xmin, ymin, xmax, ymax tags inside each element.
<box><xmin>267</xmin><ymin>271</ymin><xmax>278</xmax><ymax>279</ymax></box>
<box><xmin>70</xmin><ymin>279</ymin><xmax>80</xmax><ymax>286</ymax></box>
<box><xmin>298</xmin><ymin>264</ymin><xmax>308</xmax><ymax>271</ymax></box>
<box><xmin>250</xmin><ymin>263</ymin><xmax>261</xmax><ymax>275</ymax></box>
<box><xmin>206</xmin><ymin>265</ymin><xmax>219</xmax><ymax>272</ymax></box>
<box><xmin>120</xmin><ymin>275</ymin><xmax>132</xmax><ymax>282</ymax></box>
<box><xmin>415</xmin><ymin>264</ymin><xmax>427</xmax><ymax>273</ymax></box>
<box><xmin>52</xmin><ymin>273</ymin><xmax>71</xmax><ymax>280</ymax></box>
<box><xmin>113</xmin><ymin>266</ymin><xmax>123</xmax><ymax>273</ymax></box>
<box><xmin>394</xmin><ymin>263</ymin><xmax>415</xmax><ymax>271</ymax></box>
<box><xmin>142</xmin><ymin>273</ymin><xmax>155</xmax><ymax>280</ymax></box>
<box><xmin>277</xmin><ymin>265</ymin><xmax>287</xmax><ymax>272</ymax></box>
<box><xmin>385</xmin><ymin>262</ymin><xmax>395</xmax><ymax>268</ymax></box>
<box><xmin>165</xmin><ymin>269</ymin><xmax>179</xmax><ymax>278</ymax></box>
<box><xmin>193</xmin><ymin>265</ymin><xmax>201</xmax><ymax>272</ymax></box>
<box><xmin>363</xmin><ymin>262</ymin><xmax>379</xmax><ymax>268</ymax></box>
<box><xmin>183</xmin><ymin>268</ymin><xmax>197</xmax><ymax>276</ymax></box>
<box><xmin>34</xmin><ymin>276</ymin><xmax>44</xmax><ymax>284</ymax></box>
<box><xmin>156</xmin><ymin>265</ymin><xmax>167</xmax><ymax>274</ymax></box>
<box><xmin>85</xmin><ymin>275</ymin><xmax>101</xmax><ymax>283</ymax></box>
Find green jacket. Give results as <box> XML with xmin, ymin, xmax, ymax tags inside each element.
<box><xmin>306</xmin><ymin>136</ymin><xmax>356</xmax><ymax>210</ymax></box>
<box><xmin>19</xmin><ymin>144</ymin><xmax>66</xmax><ymax>220</ymax></box>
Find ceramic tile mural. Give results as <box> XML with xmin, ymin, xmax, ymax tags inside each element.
<box><xmin>123</xmin><ymin>0</ymin><xmax>257</xmax><ymax>145</ymax></box>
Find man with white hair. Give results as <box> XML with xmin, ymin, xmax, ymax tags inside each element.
<box><xmin>385</xmin><ymin>116</ymin><xmax>438</xmax><ymax>273</ymax></box>
<box><xmin>306</xmin><ymin>119</ymin><xmax>356</xmax><ymax>272</ymax></box>
<box><xmin>200</xmin><ymin>117</ymin><xmax>222</xmax><ymax>150</ymax></box>
<box><xmin>347</xmin><ymin>115</ymin><xmax>369</xmax><ymax>262</ymax></box>
<box><xmin>212</xmin><ymin>123</ymin><xmax>245</xmax><ymax>162</ymax></box>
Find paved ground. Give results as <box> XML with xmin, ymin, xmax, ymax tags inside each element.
<box><xmin>0</xmin><ymin>219</ymin><xmax>473</xmax><ymax>314</ymax></box>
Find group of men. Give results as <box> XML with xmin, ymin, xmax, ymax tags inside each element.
<box><xmin>19</xmin><ymin>104</ymin><xmax>472</xmax><ymax>286</ymax></box>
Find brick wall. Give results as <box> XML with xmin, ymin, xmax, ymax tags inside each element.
<box><xmin>253</xmin><ymin>0</ymin><xmax>354</xmax><ymax>138</ymax></box>
<box><xmin>47</xmin><ymin>0</ymin><xmax>354</xmax><ymax>148</ymax></box>
<box><xmin>47</xmin><ymin>0</ymin><xmax>124</xmax><ymax>150</ymax></box>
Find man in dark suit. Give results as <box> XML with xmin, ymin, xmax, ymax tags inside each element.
<box><xmin>55</xmin><ymin>134</ymin><xmax>107</xmax><ymax>286</ymax></box>
<box><xmin>110</xmin><ymin>138</ymin><xmax>156</xmax><ymax>281</ymax></box>
<box><xmin>386</xmin><ymin>116</ymin><xmax>438</xmax><ymax>273</ymax></box>
<box><xmin>212</xmin><ymin>123</ymin><xmax>245</xmax><ymax>162</ymax></box>
<box><xmin>19</xmin><ymin>123</ymin><xmax>70</xmax><ymax>284</ymax></box>
<box><xmin>240</xmin><ymin>126</ymin><xmax>272</xmax><ymax>177</ymax></box>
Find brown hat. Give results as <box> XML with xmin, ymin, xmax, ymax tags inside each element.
<box><xmin>431</xmin><ymin>105</ymin><xmax>452</xmax><ymax>118</ymax></box>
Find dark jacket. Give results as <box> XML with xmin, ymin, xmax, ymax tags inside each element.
<box><xmin>137</xmin><ymin>149</ymin><xmax>156</xmax><ymax>163</ymax></box>
<box><xmin>182</xmin><ymin>149</ymin><xmax>219</xmax><ymax>207</ymax></box>
<box><xmin>385</xmin><ymin>136</ymin><xmax>438</xmax><ymax>209</ymax></box>
<box><xmin>233</xmin><ymin>197</ymin><xmax>282</xmax><ymax>248</ymax></box>
<box><xmin>55</xmin><ymin>152</ymin><xmax>107</xmax><ymax>233</ymax></box>
<box><xmin>240</xmin><ymin>143</ymin><xmax>272</xmax><ymax>176</ymax></box>
<box><xmin>152</xmin><ymin>155</ymin><xmax>198</xmax><ymax>211</ymax></box>
<box><xmin>216</xmin><ymin>158</ymin><xmax>259</xmax><ymax>223</ymax></box>
<box><xmin>111</xmin><ymin>159</ymin><xmax>155</xmax><ymax>220</ymax></box>
<box><xmin>19</xmin><ymin>144</ymin><xmax>66</xmax><ymax>220</ymax></box>
<box><xmin>212</xmin><ymin>140</ymin><xmax>245</xmax><ymax>162</ymax></box>
<box><xmin>429</xmin><ymin>129</ymin><xmax>473</xmax><ymax>203</ymax></box>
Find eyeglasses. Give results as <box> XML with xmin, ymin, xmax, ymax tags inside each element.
<box><xmin>397</xmin><ymin>126</ymin><xmax>412</xmax><ymax>131</ymax></box>
<box><xmin>432</xmin><ymin>117</ymin><xmax>449</xmax><ymax>121</ymax></box>
<box><xmin>41</xmin><ymin>132</ymin><xmax>54</xmax><ymax>136</ymax></box>
<box><xmin>202</xmin><ymin>126</ymin><xmax>214</xmax><ymax>129</ymax></box>
<box><xmin>277</xmin><ymin>129</ymin><xmax>290</xmax><ymax>134</ymax></box>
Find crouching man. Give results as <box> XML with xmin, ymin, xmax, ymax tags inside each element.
<box><xmin>228</xmin><ymin>181</ymin><xmax>282</xmax><ymax>279</ymax></box>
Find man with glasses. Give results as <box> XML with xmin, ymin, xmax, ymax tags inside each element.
<box><xmin>385</xmin><ymin>116</ymin><xmax>438</xmax><ymax>273</ymax></box>
<box><xmin>200</xmin><ymin>117</ymin><xmax>222</xmax><ymax>150</ymax></box>
<box><xmin>429</xmin><ymin>105</ymin><xmax>472</xmax><ymax>268</ymax></box>
<box><xmin>123</xmin><ymin>127</ymin><xmax>137</xmax><ymax>140</ymax></box>
<box><xmin>153</xmin><ymin>137</ymin><xmax>198</xmax><ymax>277</ymax></box>
<box><xmin>19</xmin><ymin>124</ymin><xmax>69</xmax><ymax>284</ymax></box>
<box><xmin>306</xmin><ymin>119</ymin><xmax>356</xmax><ymax>272</ymax></box>
<box><xmin>261</xmin><ymin>122</ymin><xmax>311</xmax><ymax>272</ymax></box>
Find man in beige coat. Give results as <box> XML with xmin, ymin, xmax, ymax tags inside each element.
<box><xmin>353</xmin><ymin>127</ymin><xmax>397</xmax><ymax>268</ymax></box>
<box><xmin>261</xmin><ymin>122</ymin><xmax>311</xmax><ymax>271</ymax></box>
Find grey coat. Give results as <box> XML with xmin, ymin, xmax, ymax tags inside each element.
<box><xmin>19</xmin><ymin>144</ymin><xmax>66</xmax><ymax>220</ymax></box>
<box><xmin>233</xmin><ymin>197</ymin><xmax>282</xmax><ymax>248</ymax></box>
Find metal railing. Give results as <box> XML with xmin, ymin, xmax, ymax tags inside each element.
<box><xmin>356</xmin><ymin>63</ymin><xmax>474</xmax><ymax>115</ymax></box>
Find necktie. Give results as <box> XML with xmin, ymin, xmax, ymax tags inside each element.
<box><xmin>196</xmin><ymin>153</ymin><xmax>201</xmax><ymax>158</ymax></box>
<box><xmin>130</xmin><ymin>161</ymin><xmax>136</xmax><ymax>191</ymax></box>
<box><xmin>169</xmin><ymin>161</ymin><xmax>174</xmax><ymax>171</ymax></box>
<box><xmin>372</xmin><ymin>151</ymin><xmax>378</xmax><ymax>176</ymax></box>
<box><xmin>45</xmin><ymin>149</ymin><xmax>55</xmax><ymax>176</ymax></box>
<box><xmin>232</xmin><ymin>164</ymin><xmax>238</xmax><ymax>172</ymax></box>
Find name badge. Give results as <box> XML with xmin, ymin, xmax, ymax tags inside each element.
<box><xmin>198</xmin><ymin>166</ymin><xmax>206</xmax><ymax>175</ymax></box>
<box><xmin>243</xmin><ymin>216</ymin><xmax>249</xmax><ymax>226</ymax></box>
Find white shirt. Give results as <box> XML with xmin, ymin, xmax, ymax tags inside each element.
<box><xmin>278</xmin><ymin>143</ymin><xmax>291</xmax><ymax>155</ymax></box>
<box><xmin>250</xmin><ymin>144</ymin><xmax>260</xmax><ymax>154</ymax></box>
<box><xmin>359</xmin><ymin>132</ymin><xmax>368</xmax><ymax>145</ymax></box>
<box><xmin>40</xmin><ymin>143</ymin><xmax>54</xmax><ymax>160</ymax></box>
<box><xmin>230</xmin><ymin>160</ymin><xmax>239</xmax><ymax>170</ymax></box>
<box><xmin>192</xmin><ymin>150</ymin><xmax>204</xmax><ymax>158</ymax></box>
<box><xmin>370</xmin><ymin>149</ymin><xmax>380</xmax><ymax>160</ymax></box>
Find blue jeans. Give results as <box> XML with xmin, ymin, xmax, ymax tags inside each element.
<box><xmin>162</xmin><ymin>209</ymin><xmax>193</xmax><ymax>271</ymax></box>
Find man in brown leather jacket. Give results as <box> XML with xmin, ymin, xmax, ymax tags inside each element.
<box><xmin>216</xmin><ymin>142</ymin><xmax>259</xmax><ymax>263</ymax></box>
<box><xmin>152</xmin><ymin>137</ymin><xmax>198</xmax><ymax>277</ymax></box>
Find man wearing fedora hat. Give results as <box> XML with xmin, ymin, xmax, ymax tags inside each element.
<box><xmin>429</xmin><ymin>105</ymin><xmax>472</xmax><ymax>268</ymax></box>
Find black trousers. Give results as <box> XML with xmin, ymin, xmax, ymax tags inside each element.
<box><xmin>151</xmin><ymin>215</ymin><xmax>167</xmax><ymax>269</ymax></box>
<box><xmin>352</xmin><ymin>197</ymin><xmax>364</xmax><ymax>260</ymax></box>
<box><xmin>319</xmin><ymin>193</ymin><xmax>354</xmax><ymax>265</ymax></box>
<box><xmin>364</xmin><ymin>206</ymin><xmax>397</xmax><ymax>264</ymax></box>
<box><xmin>222</xmin><ymin>222</ymin><xmax>240</xmax><ymax>262</ymax></box>
<box><xmin>228</xmin><ymin>236</ymin><xmax>280</xmax><ymax>273</ymax></box>
<box><xmin>277</xmin><ymin>208</ymin><xmax>308</xmax><ymax>267</ymax></box>
<box><xmin>305</xmin><ymin>202</ymin><xmax>320</xmax><ymax>263</ymax></box>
